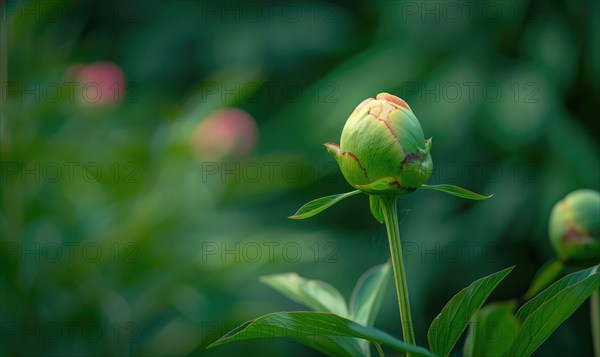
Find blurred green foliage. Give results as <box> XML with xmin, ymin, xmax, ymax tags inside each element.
<box><xmin>1</xmin><ymin>0</ymin><xmax>599</xmax><ymax>356</ymax></box>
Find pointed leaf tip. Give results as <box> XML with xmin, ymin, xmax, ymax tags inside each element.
<box><xmin>260</xmin><ymin>273</ymin><xmax>349</xmax><ymax>317</ymax></box>
<box><xmin>428</xmin><ymin>266</ymin><xmax>514</xmax><ymax>357</ymax></box>
<box><xmin>426</xmin><ymin>137</ymin><xmax>432</xmax><ymax>151</ymax></box>
<box><xmin>420</xmin><ymin>184</ymin><xmax>493</xmax><ymax>200</ymax></box>
<box><xmin>507</xmin><ymin>265</ymin><xmax>600</xmax><ymax>356</ymax></box>
<box><xmin>289</xmin><ymin>190</ymin><xmax>361</xmax><ymax>220</ymax></box>
<box><xmin>350</xmin><ymin>261</ymin><xmax>391</xmax><ymax>326</ymax></box>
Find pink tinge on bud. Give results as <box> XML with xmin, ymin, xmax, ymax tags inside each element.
<box><xmin>376</xmin><ymin>92</ymin><xmax>411</xmax><ymax>111</ymax></box>
<box><xmin>66</xmin><ymin>61</ymin><xmax>126</xmax><ymax>105</ymax></box>
<box><xmin>190</xmin><ymin>108</ymin><xmax>258</xmax><ymax>162</ymax></box>
<box><xmin>354</xmin><ymin>98</ymin><xmax>375</xmax><ymax>113</ymax></box>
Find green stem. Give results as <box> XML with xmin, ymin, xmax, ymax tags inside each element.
<box><xmin>374</xmin><ymin>342</ymin><xmax>385</xmax><ymax>357</ymax></box>
<box><xmin>592</xmin><ymin>288</ymin><xmax>600</xmax><ymax>357</ymax></box>
<box><xmin>380</xmin><ymin>195</ymin><xmax>416</xmax><ymax>349</ymax></box>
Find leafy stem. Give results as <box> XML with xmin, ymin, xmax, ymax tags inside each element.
<box><xmin>379</xmin><ymin>194</ymin><xmax>416</xmax><ymax>350</ymax></box>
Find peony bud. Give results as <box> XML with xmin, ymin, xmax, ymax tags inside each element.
<box><xmin>189</xmin><ymin>108</ymin><xmax>258</xmax><ymax>162</ymax></box>
<box><xmin>66</xmin><ymin>62</ymin><xmax>126</xmax><ymax>105</ymax></box>
<box><xmin>549</xmin><ymin>189</ymin><xmax>600</xmax><ymax>262</ymax></box>
<box><xmin>325</xmin><ymin>93</ymin><xmax>432</xmax><ymax>195</ymax></box>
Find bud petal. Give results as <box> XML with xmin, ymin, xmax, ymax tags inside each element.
<box><xmin>376</xmin><ymin>92</ymin><xmax>411</xmax><ymax>111</ymax></box>
<box><xmin>323</xmin><ymin>142</ymin><xmax>342</xmax><ymax>162</ymax></box>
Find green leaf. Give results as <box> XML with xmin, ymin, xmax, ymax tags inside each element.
<box><xmin>259</xmin><ymin>273</ymin><xmax>349</xmax><ymax>318</ymax></box>
<box><xmin>350</xmin><ymin>261</ymin><xmax>391</xmax><ymax>327</ymax></box>
<box><xmin>507</xmin><ymin>265</ymin><xmax>600</xmax><ymax>357</ymax></box>
<box><xmin>524</xmin><ymin>259</ymin><xmax>564</xmax><ymax>299</ymax></box>
<box><xmin>208</xmin><ymin>311</ymin><xmax>435</xmax><ymax>357</ymax></box>
<box><xmin>420</xmin><ymin>184</ymin><xmax>493</xmax><ymax>200</ymax></box>
<box><xmin>592</xmin><ymin>289</ymin><xmax>600</xmax><ymax>357</ymax></box>
<box><xmin>349</xmin><ymin>262</ymin><xmax>392</xmax><ymax>356</ymax></box>
<box><xmin>463</xmin><ymin>301</ymin><xmax>518</xmax><ymax>357</ymax></box>
<box><xmin>355</xmin><ymin>176</ymin><xmax>399</xmax><ymax>192</ymax></box>
<box><xmin>289</xmin><ymin>190</ymin><xmax>361</xmax><ymax>219</ymax></box>
<box><xmin>369</xmin><ymin>196</ymin><xmax>384</xmax><ymax>224</ymax></box>
<box><xmin>516</xmin><ymin>265</ymin><xmax>598</xmax><ymax>323</ymax></box>
<box><xmin>428</xmin><ymin>266</ymin><xmax>514</xmax><ymax>357</ymax></box>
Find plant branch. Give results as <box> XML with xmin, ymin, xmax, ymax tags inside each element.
<box><xmin>380</xmin><ymin>195</ymin><xmax>416</xmax><ymax>350</ymax></box>
<box><xmin>374</xmin><ymin>342</ymin><xmax>385</xmax><ymax>357</ymax></box>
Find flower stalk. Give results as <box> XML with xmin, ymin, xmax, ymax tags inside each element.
<box><xmin>380</xmin><ymin>194</ymin><xmax>416</xmax><ymax>349</ymax></box>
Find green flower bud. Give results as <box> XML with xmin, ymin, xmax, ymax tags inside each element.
<box><xmin>325</xmin><ymin>93</ymin><xmax>432</xmax><ymax>195</ymax></box>
<box><xmin>549</xmin><ymin>189</ymin><xmax>600</xmax><ymax>262</ymax></box>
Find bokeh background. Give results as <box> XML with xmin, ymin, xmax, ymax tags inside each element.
<box><xmin>1</xmin><ymin>0</ymin><xmax>599</xmax><ymax>356</ymax></box>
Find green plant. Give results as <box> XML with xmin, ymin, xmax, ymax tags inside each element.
<box><xmin>519</xmin><ymin>189</ymin><xmax>600</xmax><ymax>357</ymax></box>
<box><xmin>209</xmin><ymin>94</ymin><xmax>600</xmax><ymax>356</ymax></box>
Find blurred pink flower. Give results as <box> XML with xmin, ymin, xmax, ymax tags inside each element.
<box><xmin>65</xmin><ymin>61</ymin><xmax>126</xmax><ymax>105</ymax></box>
<box><xmin>190</xmin><ymin>108</ymin><xmax>258</xmax><ymax>162</ymax></box>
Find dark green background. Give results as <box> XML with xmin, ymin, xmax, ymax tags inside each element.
<box><xmin>1</xmin><ymin>0</ymin><xmax>599</xmax><ymax>356</ymax></box>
